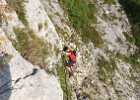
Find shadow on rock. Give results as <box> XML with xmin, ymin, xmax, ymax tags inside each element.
<box><xmin>0</xmin><ymin>64</ymin><xmax>12</xmax><ymax>100</ymax></box>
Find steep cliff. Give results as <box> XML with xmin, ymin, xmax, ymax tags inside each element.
<box><xmin>0</xmin><ymin>0</ymin><xmax>140</xmax><ymax>100</ymax></box>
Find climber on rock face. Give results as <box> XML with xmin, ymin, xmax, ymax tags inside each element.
<box><xmin>63</xmin><ymin>46</ymin><xmax>76</xmax><ymax>66</ymax></box>
<box><xmin>63</xmin><ymin>46</ymin><xmax>77</xmax><ymax>77</ymax></box>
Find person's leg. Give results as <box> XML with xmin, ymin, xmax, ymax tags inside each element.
<box><xmin>67</xmin><ymin>60</ymin><xmax>76</xmax><ymax>77</ymax></box>
<box><xmin>70</xmin><ymin>61</ymin><xmax>76</xmax><ymax>72</ymax></box>
<box><xmin>66</xmin><ymin>66</ymin><xmax>72</xmax><ymax>77</ymax></box>
<box><xmin>68</xmin><ymin>61</ymin><xmax>77</xmax><ymax>74</ymax></box>
<box><xmin>67</xmin><ymin>64</ymin><xmax>74</xmax><ymax>77</ymax></box>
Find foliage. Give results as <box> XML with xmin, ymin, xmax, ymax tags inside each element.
<box><xmin>7</xmin><ymin>0</ymin><xmax>28</xmax><ymax>26</ymax></box>
<box><xmin>104</xmin><ymin>0</ymin><xmax>116</xmax><ymax>4</ymax></box>
<box><xmin>59</xmin><ymin>0</ymin><xmax>103</xmax><ymax>47</ymax></box>
<box><xmin>118</xmin><ymin>0</ymin><xmax>140</xmax><ymax>85</ymax></box>
<box><xmin>98</xmin><ymin>56</ymin><xmax>116</xmax><ymax>84</ymax></box>
<box><xmin>116</xmin><ymin>51</ymin><xmax>140</xmax><ymax>72</ymax></box>
<box><xmin>123</xmin><ymin>32</ymin><xmax>135</xmax><ymax>43</ymax></box>
<box><xmin>119</xmin><ymin>0</ymin><xmax>140</xmax><ymax>46</ymax></box>
<box><xmin>56</xmin><ymin>64</ymin><xmax>72</xmax><ymax>100</ymax></box>
<box><xmin>55</xmin><ymin>26</ymin><xmax>69</xmax><ymax>40</ymax></box>
<box><xmin>127</xmin><ymin>53</ymin><xmax>140</xmax><ymax>72</ymax></box>
<box><xmin>13</xmin><ymin>27</ymin><xmax>48</xmax><ymax>68</ymax></box>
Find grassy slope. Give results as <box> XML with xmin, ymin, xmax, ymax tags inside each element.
<box><xmin>59</xmin><ymin>0</ymin><xmax>103</xmax><ymax>47</ymax></box>
<box><xmin>7</xmin><ymin>0</ymin><xmax>28</xmax><ymax>26</ymax></box>
<box><xmin>13</xmin><ymin>28</ymin><xmax>48</xmax><ymax>68</ymax></box>
<box><xmin>56</xmin><ymin>65</ymin><xmax>72</xmax><ymax>100</ymax></box>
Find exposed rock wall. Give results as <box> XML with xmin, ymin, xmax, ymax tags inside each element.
<box><xmin>0</xmin><ymin>0</ymin><xmax>139</xmax><ymax>100</ymax></box>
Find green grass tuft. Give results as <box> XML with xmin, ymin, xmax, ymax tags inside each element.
<box><xmin>56</xmin><ymin>65</ymin><xmax>72</xmax><ymax>100</ymax></box>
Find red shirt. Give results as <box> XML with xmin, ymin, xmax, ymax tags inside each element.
<box><xmin>67</xmin><ymin>50</ymin><xmax>76</xmax><ymax>62</ymax></box>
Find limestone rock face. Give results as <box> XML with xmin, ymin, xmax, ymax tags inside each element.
<box><xmin>0</xmin><ymin>30</ymin><xmax>63</xmax><ymax>100</ymax></box>
<box><xmin>0</xmin><ymin>0</ymin><xmax>140</xmax><ymax>100</ymax></box>
<box><xmin>0</xmin><ymin>56</ymin><xmax>63</xmax><ymax>100</ymax></box>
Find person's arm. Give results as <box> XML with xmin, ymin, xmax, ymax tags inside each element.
<box><xmin>66</xmin><ymin>52</ymin><xmax>71</xmax><ymax>56</ymax></box>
